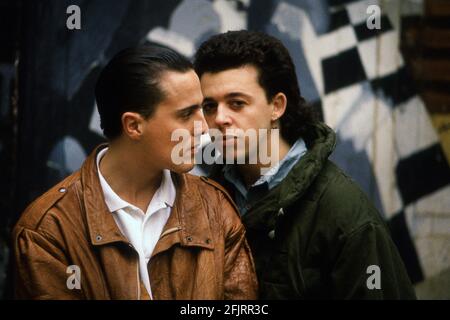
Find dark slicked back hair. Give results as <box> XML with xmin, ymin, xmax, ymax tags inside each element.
<box><xmin>95</xmin><ymin>45</ymin><xmax>193</xmax><ymax>140</ymax></box>
<box><xmin>194</xmin><ymin>30</ymin><xmax>317</xmax><ymax>145</ymax></box>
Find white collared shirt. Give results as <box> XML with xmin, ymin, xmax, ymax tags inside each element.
<box><xmin>96</xmin><ymin>147</ymin><xmax>176</xmax><ymax>299</ymax></box>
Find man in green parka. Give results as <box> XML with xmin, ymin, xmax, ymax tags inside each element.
<box><xmin>194</xmin><ymin>30</ymin><xmax>416</xmax><ymax>300</ymax></box>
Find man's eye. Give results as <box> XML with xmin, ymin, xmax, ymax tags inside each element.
<box><xmin>230</xmin><ymin>100</ymin><xmax>245</xmax><ymax>108</ymax></box>
<box><xmin>202</xmin><ymin>103</ymin><xmax>217</xmax><ymax>114</ymax></box>
<box><xmin>180</xmin><ymin>110</ymin><xmax>193</xmax><ymax>119</ymax></box>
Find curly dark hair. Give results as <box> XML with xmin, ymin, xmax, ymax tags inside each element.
<box><xmin>194</xmin><ymin>30</ymin><xmax>317</xmax><ymax>145</ymax></box>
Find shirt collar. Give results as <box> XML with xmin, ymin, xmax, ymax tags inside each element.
<box><xmin>154</xmin><ymin>169</ymin><xmax>176</xmax><ymax>208</ymax></box>
<box><xmin>223</xmin><ymin>164</ymin><xmax>249</xmax><ymax>199</ymax></box>
<box><xmin>223</xmin><ymin>138</ymin><xmax>307</xmax><ymax>195</ymax></box>
<box><xmin>254</xmin><ymin>138</ymin><xmax>307</xmax><ymax>188</ymax></box>
<box><xmin>96</xmin><ymin>148</ymin><xmax>176</xmax><ymax>213</ymax></box>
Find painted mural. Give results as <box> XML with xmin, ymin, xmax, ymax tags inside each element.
<box><xmin>0</xmin><ymin>0</ymin><xmax>448</xmax><ymax>298</ymax></box>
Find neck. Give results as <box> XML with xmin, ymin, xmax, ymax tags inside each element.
<box><xmin>238</xmin><ymin>135</ymin><xmax>291</xmax><ymax>188</ymax></box>
<box><xmin>99</xmin><ymin>138</ymin><xmax>162</xmax><ymax>212</ymax></box>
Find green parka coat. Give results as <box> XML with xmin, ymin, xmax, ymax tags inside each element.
<box><xmin>210</xmin><ymin>123</ymin><xmax>416</xmax><ymax>299</ymax></box>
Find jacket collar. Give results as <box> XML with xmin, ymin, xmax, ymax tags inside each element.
<box><xmin>241</xmin><ymin>122</ymin><xmax>337</xmax><ymax>231</ymax></box>
<box><xmin>96</xmin><ymin>147</ymin><xmax>176</xmax><ymax>213</ymax></box>
<box><xmin>79</xmin><ymin>144</ymin><xmax>214</xmax><ymax>251</ymax></box>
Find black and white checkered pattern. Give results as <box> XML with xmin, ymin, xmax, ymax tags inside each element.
<box><xmin>308</xmin><ymin>0</ymin><xmax>450</xmax><ymax>284</ymax></box>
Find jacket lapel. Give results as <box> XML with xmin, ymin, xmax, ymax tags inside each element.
<box><xmin>242</xmin><ymin>123</ymin><xmax>337</xmax><ymax>231</ymax></box>
<box><xmin>152</xmin><ymin>173</ymin><xmax>214</xmax><ymax>258</ymax></box>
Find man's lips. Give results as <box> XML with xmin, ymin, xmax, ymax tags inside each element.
<box><xmin>222</xmin><ymin>135</ymin><xmax>237</xmax><ymax>145</ymax></box>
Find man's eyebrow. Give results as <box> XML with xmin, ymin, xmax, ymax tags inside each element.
<box><xmin>202</xmin><ymin>92</ymin><xmax>252</xmax><ymax>102</ymax></box>
<box><xmin>177</xmin><ymin>104</ymin><xmax>201</xmax><ymax>112</ymax></box>
<box><xmin>225</xmin><ymin>92</ymin><xmax>252</xmax><ymax>99</ymax></box>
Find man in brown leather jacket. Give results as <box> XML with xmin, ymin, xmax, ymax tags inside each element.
<box><xmin>12</xmin><ymin>45</ymin><xmax>258</xmax><ymax>300</ymax></box>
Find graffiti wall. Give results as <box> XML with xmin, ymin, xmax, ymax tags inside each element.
<box><xmin>0</xmin><ymin>0</ymin><xmax>449</xmax><ymax>298</ymax></box>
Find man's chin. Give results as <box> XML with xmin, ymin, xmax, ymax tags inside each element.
<box><xmin>170</xmin><ymin>162</ymin><xmax>195</xmax><ymax>174</ymax></box>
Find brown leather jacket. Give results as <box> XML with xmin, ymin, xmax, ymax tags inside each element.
<box><xmin>12</xmin><ymin>145</ymin><xmax>258</xmax><ymax>300</ymax></box>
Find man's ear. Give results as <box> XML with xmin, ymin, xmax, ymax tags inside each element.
<box><xmin>121</xmin><ymin>112</ymin><xmax>145</xmax><ymax>140</ymax></box>
<box><xmin>271</xmin><ymin>92</ymin><xmax>287</xmax><ymax>123</ymax></box>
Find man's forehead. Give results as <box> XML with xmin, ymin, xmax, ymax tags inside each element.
<box><xmin>200</xmin><ymin>67</ymin><xmax>259</xmax><ymax>96</ymax></box>
<box><xmin>156</xmin><ymin>70</ymin><xmax>203</xmax><ymax>108</ymax></box>
<box><xmin>159</xmin><ymin>70</ymin><xmax>198</xmax><ymax>91</ymax></box>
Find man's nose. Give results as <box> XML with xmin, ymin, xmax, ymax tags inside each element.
<box><xmin>196</xmin><ymin>109</ymin><xmax>209</xmax><ymax>135</ymax></box>
<box><xmin>215</xmin><ymin>105</ymin><xmax>232</xmax><ymax>128</ymax></box>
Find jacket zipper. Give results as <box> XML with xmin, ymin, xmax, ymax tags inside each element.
<box><xmin>131</xmin><ymin>227</ymin><xmax>181</xmax><ymax>300</ymax></box>
<box><xmin>127</xmin><ymin>243</ymin><xmax>141</xmax><ymax>300</ymax></box>
<box><xmin>159</xmin><ymin>226</ymin><xmax>181</xmax><ymax>239</ymax></box>
<box><xmin>136</xmin><ymin>258</ymin><xmax>141</xmax><ymax>300</ymax></box>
